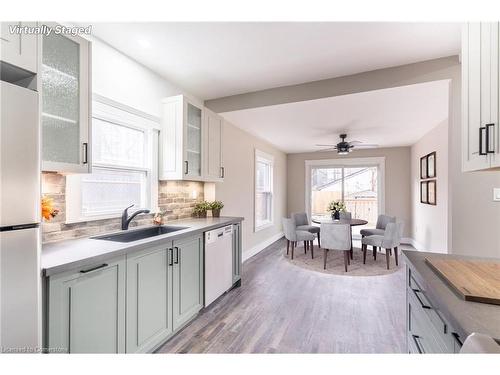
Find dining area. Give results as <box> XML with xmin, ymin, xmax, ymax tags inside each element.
<box><xmin>282</xmin><ymin>208</ymin><xmax>404</xmax><ymax>273</ymax></box>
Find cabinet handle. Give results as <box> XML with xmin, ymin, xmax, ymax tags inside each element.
<box><xmin>82</xmin><ymin>142</ymin><xmax>88</xmax><ymax>164</ymax></box>
<box><xmin>411</xmin><ymin>288</ymin><xmax>431</xmax><ymax>309</ymax></box>
<box><xmin>220</xmin><ymin>166</ymin><xmax>225</xmax><ymax>178</ymax></box>
<box><xmin>412</xmin><ymin>335</ymin><xmax>424</xmax><ymax>354</ymax></box>
<box><xmin>479</xmin><ymin>126</ymin><xmax>487</xmax><ymax>155</ymax></box>
<box><xmin>184</xmin><ymin>161</ymin><xmax>189</xmax><ymax>175</ymax></box>
<box><xmin>168</xmin><ymin>248</ymin><xmax>173</xmax><ymax>266</ymax></box>
<box><xmin>80</xmin><ymin>263</ymin><xmax>108</xmax><ymax>273</ymax></box>
<box><xmin>486</xmin><ymin>123</ymin><xmax>495</xmax><ymax>153</ymax></box>
<box><xmin>174</xmin><ymin>246</ymin><xmax>179</xmax><ymax>264</ymax></box>
<box><xmin>452</xmin><ymin>332</ymin><xmax>463</xmax><ymax>347</ymax></box>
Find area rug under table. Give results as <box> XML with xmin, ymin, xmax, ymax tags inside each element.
<box><xmin>284</xmin><ymin>245</ymin><xmax>401</xmax><ymax>276</ymax></box>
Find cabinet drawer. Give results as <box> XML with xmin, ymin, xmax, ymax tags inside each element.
<box><xmin>408</xmin><ymin>298</ymin><xmax>447</xmax><ymax>353</ymax></box>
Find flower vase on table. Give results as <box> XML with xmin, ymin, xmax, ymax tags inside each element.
<box><xmin>327</xmin><ymin>200</ymin><xmax>346</xmax><ymax>221</ymax></box>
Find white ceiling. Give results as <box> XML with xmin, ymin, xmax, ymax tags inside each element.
<box><xmin>90</xmin><ymin>22</ymin><xmax>461</xmax><ymax>100</ymax></box>
<box><xmin>221</xmin><ymin>80</ymin><xmax>450</xmax><ymax>153</ymax></box>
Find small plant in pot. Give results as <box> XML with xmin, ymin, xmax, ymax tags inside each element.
<box><xmin>209</xmin><ymin>200</ymin><xmax>224</xmax><ymax>218</ymax></box>
<box><xmin>326</xmin><ymin>200</ymin><xmax>346</xmax><ymax>220</ymax></box>
<box><xmin>193</xmin><ymin>202</ymin><xmax>210</xmax><ymax>218</ymax></box>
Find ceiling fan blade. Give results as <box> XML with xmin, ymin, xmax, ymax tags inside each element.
<box><xmin>353</xmin><ymin>144</ymin><xmax>379</xmax><ymax>148</ymax></box>
<box><xmin>315</xmin><ymin>144</ymin><xmax>336</xmax><ymax>147</ymax></box>
<box><xmin>347</xmin><ymin>140</ymin><xmax>363</xmax><ymax>144</ymax></box>
<box><xmin>315</xmin><ymin>147</ymin><xmax>337</xmax><ymax>152</ymax></box>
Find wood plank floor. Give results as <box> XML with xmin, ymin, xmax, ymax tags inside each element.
<box><xmin>157</xmin><ymin>238</ymin><xmax>408</xmax><ymax>353</ymax></box>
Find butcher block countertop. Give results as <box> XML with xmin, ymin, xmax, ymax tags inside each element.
<box><xmin>403</xmin><ymin>250</ymin><xmax>500</xmax><ymax>341</ymax></box>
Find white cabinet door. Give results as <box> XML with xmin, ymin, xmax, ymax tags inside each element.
<box><xmin>126</xmin><ymin>245</ymin><xmax>173</xmax><ymax>353</ymax></box>
<box><xmin>0</xmin><ymin>22</ymin><xmax>38</xmax><ymax>73</ymax></box>
<box><xmin>41</xmin><ymin>23</ymin><xmax>91</xmax><ymax>173</ymax></box>
<box><xmin>159</xmin><ymin>95</ymin><xmax>205</xmax><ymax>181</ymax></box>
<box><xmin>203</xmin><ymin>108</ymin><xmax>224</xmax><ymax>181</ymax></box>
<box><xmin>48</xmin><ymin>258</ymin><xmax>126</xmax><ymax>353</ymax></box>
<box><xmin>491</xmin><ymin>22</ymin><xmax>500</xmax><ymax>168</ymax></box>
<box><xmin>462</xmin><ymin>22</ymin><xmax>500</xmax><ymax>171</ymax></box>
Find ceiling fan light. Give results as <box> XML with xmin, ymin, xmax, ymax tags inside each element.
<box><xmin>337</xmin><ymin>150</ymin><xmax>349</xmax><ymax>155</ymax></box>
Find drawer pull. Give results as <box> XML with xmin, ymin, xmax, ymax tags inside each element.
<box><xmin>80</xmin><ymin>263</ymin><xmax>108</xmax><ymax>273</ymax></box>
<box><xmin>168</xmin><ymin>248</ymin><xmax>173</xmax><ymax>266</ymax></box>
<box><xmin>452</xmin><ymin>332</ymin><xmax>463</xmax><ymax>347</ymax></box>
<box><xmin>412</xmin><ymin>288</ymin><xmax>431</xmax><ymax>309</ymax></box>
<box><xmin>412</xmin><ymin>335</ymin><xmax>424</xmax><ymax>354</ymax></box>
<box><xmin>174</xmin><ymin>246</ymin><xmax>179</xmax><ymax>264</ymax></box>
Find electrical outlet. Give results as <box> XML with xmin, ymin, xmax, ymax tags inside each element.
<box><xmin>494</xmin><ymin>188</ymin><xmax>500</xmax><ymax>202</ymax></box>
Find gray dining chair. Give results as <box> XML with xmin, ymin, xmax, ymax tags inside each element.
<box><xmin>339</xmin><ymin>211</ymin><xmax>352</xmax><ymax>222</ymax></box>
<box><xmin>360</xmin><ymin>214</ymin><xmax>396</xmax><ymax>260</ymax></box>
<box><xmin>320</xmin><ymin>223</ymin><xmax>352</xmax><ymax>272</ymax></box>
<box><xmin>292</xmin><ymin>212</ymin><xmax>321</xmax><ymax>247</ymax></box>
<box><xmin>360</xmin><ymin>214</ymin><xmax>395</xmax><ymax>237</ymax></box>
<box><xmin>361</xmin><ymin>221</ymin><xmax>404</xmax><ymax>269</ymax></box>
<box><xmin>282</xmin><ymin>218</ymin><xmax>316</xmax><ymax>260</ymax></box>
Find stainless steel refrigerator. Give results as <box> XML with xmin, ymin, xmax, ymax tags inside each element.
<box><xmin>0</xmin><ymin>80</ymin><xmax>41</xmax><ymax>352</ymax></box>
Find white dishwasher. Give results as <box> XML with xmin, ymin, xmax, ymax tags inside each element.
<box><xmin>204</xmin><ymin>225</ymin><xmax>234</xmax><ymax>307</ymax></box>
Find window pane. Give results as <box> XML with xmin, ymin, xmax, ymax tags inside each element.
<box><xmin>344</xmin><ymin>167</ymin><xmax>378</xmax><ymax>235</ymax></box>
<box><xmin>93</xmin><ymin>118</ymin><xmax>145</xmax><ymax>167</ymax></box>
<box><xmin>81</xmin><ymin>168</ymin><xmax>146</xmax><ymax>216</ymax></box>
<box><xmin>255</xmin><ymin>192</ymin><xmax>272</xmax><ymax>227</ymax></box>
<box><xmin>256</xmin><ymin>160</ymin><xmax>270</xmax><ymax>192</ymax></box>
<box><xmin>311</xmin><ymin>167</ymin><xmax>343</xmax><ymax>218</ymax></box>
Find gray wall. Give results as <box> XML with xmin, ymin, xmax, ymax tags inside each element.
<box><xmin>287</xmin><ymin>147</ymin><xmax>412</xmax><ymax>238</ymax></box>
<box><xmin>208</xmin><ymin>56</ymin><xmax>500</xmax><ymax>258</ymax></box>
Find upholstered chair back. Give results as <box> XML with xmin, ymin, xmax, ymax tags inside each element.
<box><xmin>376</xmin><ymin>214</ymin><xmax>396</xmax><ymax>230</ymax></box>
<box><xmin>282</xmin><ymin>218</ymin><xmax>297</xmax><ymax>241</ymax></box>
<box><xmin>292</xmin><ymin>212</ymin><xmax>309</xmax><ymax>226</ymax></box>
<box><xmin>320</xmin><ymin>223</ymin><xmax>351</xmax><ymax>251</ymax></box>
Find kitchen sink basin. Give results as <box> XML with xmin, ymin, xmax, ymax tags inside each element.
<box><xmin>92</xmin><ymin>226</ymin><xmax>188</xmax><ymax>243</ymax></box>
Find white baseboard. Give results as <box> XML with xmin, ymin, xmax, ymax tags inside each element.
<box><xmin>403</xmin><ymin>237</ymin><xmax>424</xmax><ymax>250</ymax></box>
<box><xmin>242</xmin><ymin>232</ymin><xmax>284</xmax><ymax>262</ymax></box>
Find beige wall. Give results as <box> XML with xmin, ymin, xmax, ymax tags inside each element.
<box><xmin>206</xmin><ymin>120</ymin><xmax>287</xmax><ymax>258</ymax></box>
<box><xmin>287</xmin><ymin>147</ymin><xmax>412</xmax><ymax>237</ymax></box>
<box><xmin>208</xmin><ymin>56</ymin><xmax>500</xmax><ymax>258</ymax></box>
<box><xmin>411</xmin><ymin>121</ymin><xmax>449</xmax><ymax>253</ymax></box>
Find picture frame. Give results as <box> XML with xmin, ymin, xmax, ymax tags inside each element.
<box><xmin>427</xmin><ymin>180</ymin><xmax>436</xmax><ymax>205</ymax></box>
<box><xmin>420</xmin><ymin>181</ymin><xmax>428</xmax><ymax>204</ymax></box>
<box><xmin>420</xmin><ymin>156</ymin><xmax>427</xmax><ymax>179</ymax></box>
<box><xmin>427</xmin><ymin>152</ymin><xmax>436</xmax><ymax>178</ymax></box>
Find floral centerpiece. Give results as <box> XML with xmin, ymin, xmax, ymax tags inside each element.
<box><xmin>326</xmin><ymin>200</ymin><xmax>346</xmax><ymax>220</ymax></box>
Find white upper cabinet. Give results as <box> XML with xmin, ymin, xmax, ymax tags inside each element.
<box><xmin>462</xmin><ymin>22</ymin><xmax>500</xmax><ymax>171</ymax></box>
<box><xmin>41</xmin><ymin>23</ymin><xmax>91</xmax><ymax>173</ymax></box>
<box><xmin>160</xmin><ymin>95</ymin><xmax>203</xmax><ymax>180</ymax></box>
<box><xmin>0</xmin><ymin>22</ymin><xmax>38</xmax><ymax>74</ymax></box>
<box><xmin>160</xmin><ymin>95</ymin><xmax>225</xmax><ymax>181</ymax></box>
<box><xmin>203</xmin><ymin>108</ymin><xmax>224</xmax><ymax>181</ymax></box>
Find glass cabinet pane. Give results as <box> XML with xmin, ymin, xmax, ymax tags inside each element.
<box><xmin>186</xmin><ymin>103</ymin><xmax>201</xmax><ymax>176</ymax></box>
<box><xmin>41</xmin><ymin>32</ymin><xmax>80</xmax><ymax>164</ymax></box>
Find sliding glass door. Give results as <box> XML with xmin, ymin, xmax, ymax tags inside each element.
<box><xmin>310</xmin><ymin>164</ymin><xmax>379</xmax><ymax>235</ymax></box>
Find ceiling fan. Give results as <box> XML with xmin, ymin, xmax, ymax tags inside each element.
<box><xmin>315</xmin><ymin>134</ymin><xmax>378</xmax><ymax>155</ymax></box>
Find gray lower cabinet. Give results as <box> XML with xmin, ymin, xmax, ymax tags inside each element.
<box><xmin>126</xmin><ymin>245</ymin><xmax>173</xmax><ymax>353</ymax></box>
<box><xmin>406</xmin><ymin>266</ymin><xmax>462</xmax><ymax>353</ymax></box>
<box><xmin>47</xmin><ymin>233</ymin><xmax>205</xmax><ymax>353</ymax></box>
<box><xmin>232</xmin><ymin>223</ymin><xmax>242</xmax><ymax>283</ymax></box>
<box><xmin>47</xmin><ymin>257</ymin><xmax>126</xmax><ymax>353</ymax></box>
<box><xmin>172</xmin><ymin>235</ymin><xmax>204</xmax><ymax>331</ymax></box>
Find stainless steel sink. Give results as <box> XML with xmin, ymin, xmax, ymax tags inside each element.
<box><xmin>92</xmin><ymin>226</ymin><xmax>188</xmax><ymax>243</ymax></box>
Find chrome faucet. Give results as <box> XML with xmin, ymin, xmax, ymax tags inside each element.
<box><xmin>121</xmin><ymin>204</ymin><xmax>150</xmax><ymax>230</ymax></box>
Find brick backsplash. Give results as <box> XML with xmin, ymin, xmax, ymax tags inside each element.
<box><xmin>41</xmin><ymin>172</ymin><xmax>204</xmax><ymax>243</ymax></box>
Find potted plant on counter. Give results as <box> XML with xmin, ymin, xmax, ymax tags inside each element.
<box><xmin>193</xmin><ymin>201</ymin><xmax>210</xmax><ymax>218</ymax></box>
<box><xmin>209</xmin><ymin>201</ymin><xmax>224</xmax><ymax>218</ymax></box>
<box><xmin>326</xmin><ymin>200</ymin><xmax>346</xmax><ymax>220</ymax></box>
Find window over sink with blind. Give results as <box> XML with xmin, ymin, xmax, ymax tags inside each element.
<box><xmin>66</xmin><ymin>97</ymin><xmax>159</xmax><ymax>223</ymax></box>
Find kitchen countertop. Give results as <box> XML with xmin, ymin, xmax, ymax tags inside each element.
<box><xmin>42</xmin><ymin>216</ymin><xmax>244</xmax><ymax>277</ymax></box>
<box><xmin>403</xmin><ymin>250</ymin><xmax>500</xmax><ymax>342</ymax></box>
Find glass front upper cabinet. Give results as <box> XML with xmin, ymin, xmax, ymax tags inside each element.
<box><xmin>41</xmin><ymin>23</ymin><xmax>91</xmax><ymax>173</ymax></box>
<box><xmin>185</xmin><ymin>103</ymin><xmax>202</xmax><ymax>178</ymax></box>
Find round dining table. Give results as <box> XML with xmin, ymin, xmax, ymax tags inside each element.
<box><xmin>311</xmin><ymin>217</ymin><xmax>368</xmax><ymax>258</ymax></box>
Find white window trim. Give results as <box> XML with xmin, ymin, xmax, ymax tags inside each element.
<box><xmin>304</xmin><ymin>157</ymin><xmax>386</xmax><ymax>221</ymax></box>
<box><xmin>254</xmin><ymin>149</ymin><xmax>274</xmax><ymax>232</ymax></box>
<box><xmin>66</xmin><ymin>97</ymin><xmax>159</xmax><ymax>224</ymax></box>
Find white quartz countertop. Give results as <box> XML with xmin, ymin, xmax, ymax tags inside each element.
<box><xmin>42</xmin><ymin>216</ymin><xmax>244</xmax><ymax>276</ymax></box>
